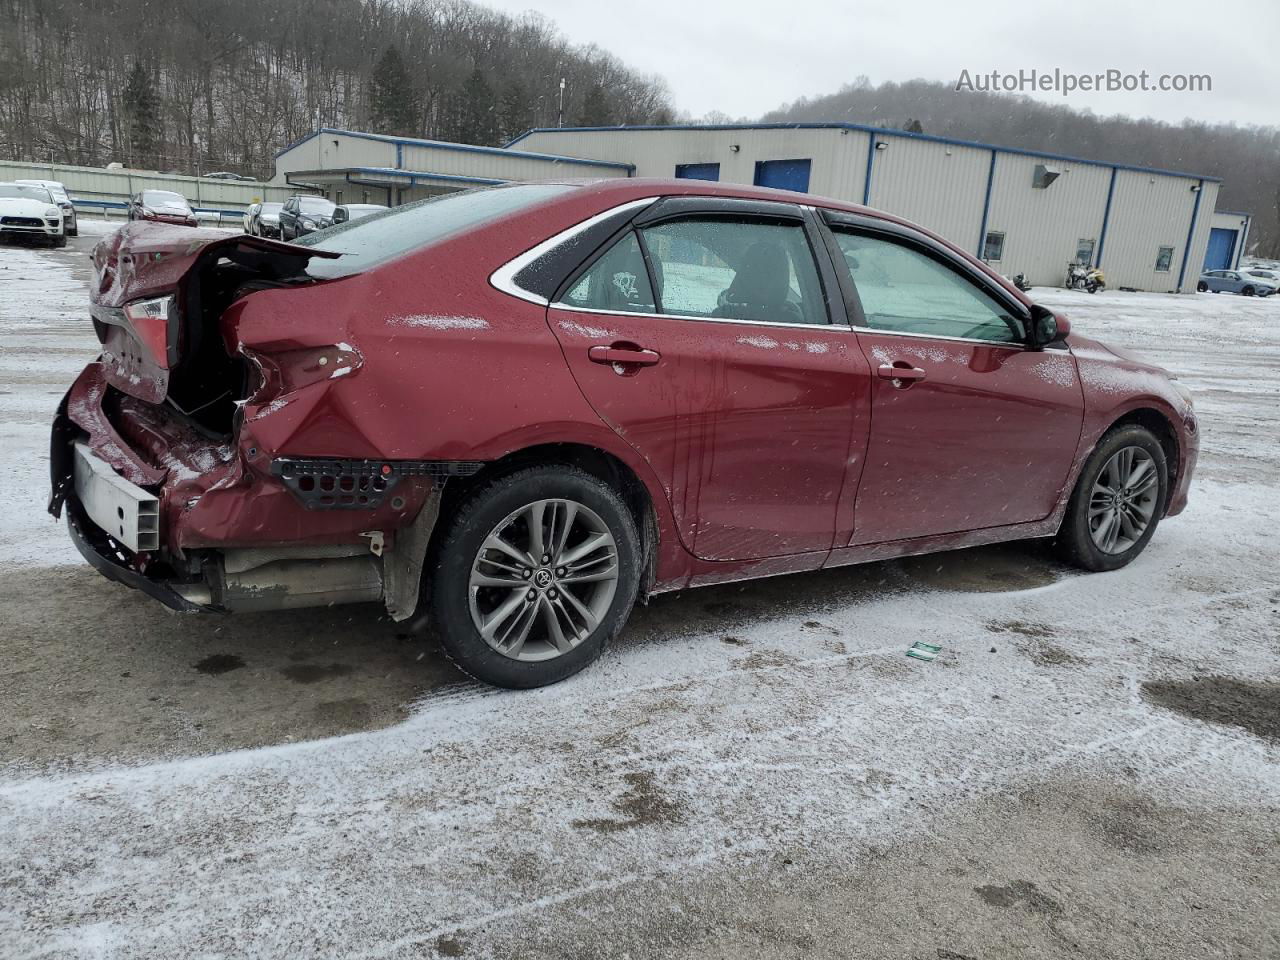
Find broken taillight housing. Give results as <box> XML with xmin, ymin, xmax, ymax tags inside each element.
<box><xmin>123</xmin><ymin>295</ymin><xmax>174</xmax><ymax>369</ymax></box>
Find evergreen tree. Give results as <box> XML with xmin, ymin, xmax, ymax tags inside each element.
<box><xmin>576</xmin><ymin>83</ymin><xmax>613</xmax><ymax>127</ymax></box>
<box><xmin>497</xmin><ymin>81</ymin><xmax>533</xmax><ymax>143</ymax></box>
<box><xmin>456</xmin><ymin>68</ymin><xmax>499</xmax><ymax>145</ymax></box>
<box><xmin>369</xmin><ymin>47</ymin><xmax>418</xmax><ymax>135</ymax></box>
<box><xmin>122</xmin><ymin>61</ymin><xmax>160</xmax><ymax>166</ymax></box>
<box><xmin>903</xmin><ymin>118</ymin><xmax>924</xmax><ymax>133</ymax></box>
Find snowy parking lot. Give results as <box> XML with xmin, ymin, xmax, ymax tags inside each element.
<box><xmin>2</xmin><ymin>229</ymin><xmax>1278</xmax><ymax>958</ymax></box>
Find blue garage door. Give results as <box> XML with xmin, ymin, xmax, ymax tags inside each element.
<box><xmin>1204</xmin><ymin>228</ymin><xmax>1238</xmax><ymax>271</ymax></box>
<box><xmin>675</xmin><ymin>162</ymin><xmax>720</xmax><ymax>181</ymax></box>
<box><xmin>754</xmin><ymin>159</ymin><xmax>812</xmax><ymax>193</ymax></box>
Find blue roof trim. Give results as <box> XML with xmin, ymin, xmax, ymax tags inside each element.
<box><xmin>276</xmin><ymin>127</ymin><xmax>634</xmax><ymax>171</ymax></box>
<box><xmin>505</xmin><ymin>123</ymin><xmax>1223</xmax><ymax>184</ymax></box>
<box><xmin>345</xmin><ymin>166</ymin><xmax>508</xmax><ymax>186</ymax></box>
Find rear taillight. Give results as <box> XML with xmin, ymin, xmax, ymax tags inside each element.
<box><xmin>123</xmin><ymin>296</ymin><xmax>174</xmax><ymax>369</ymax></box>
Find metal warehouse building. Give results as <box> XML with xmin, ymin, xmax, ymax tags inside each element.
<box><xmin>507</xmin><ymin>124</ymin><xmax>1224</xmax><ymax>294</ymax></box>
<box><xmin>272</xmin><ymin>128</ymin><xmax>632</xmax><ymax>201</ymax></box>
<box><xmin>272</xmin><ymin>123</ymin><xmax>1232</xmax><ymax>294</ymax></box>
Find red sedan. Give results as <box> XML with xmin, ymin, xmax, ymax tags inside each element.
<box><xmin>50</xmin><ymin>179</ymin><xmax>1198</xmax><ymax>688</ymax></box>
<box><xmin>127</xmin><ymin>189</ymin><xmax>198</xmax><ymax>227</ymax></box>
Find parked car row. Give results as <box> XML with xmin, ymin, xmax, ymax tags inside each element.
<box><xmin>0</xmin><ymin>181</ymin><xmax>68</xmax><ymax>246</ymax></box>
<box><xmin>244</xmin><ymin>197</ymin><xmax>386</xmax><ymax>239</ymax></box>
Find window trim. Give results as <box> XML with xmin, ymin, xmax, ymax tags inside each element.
<box><xmin>550</xmin><ymin>197</ymin><xmax>843</xmax><ymax>328</ymax></box>
<box><xmin>821</xmin><ymin>215</ymin><xmax>1032</xmax><ymax>348</ymax></box>
<box><xmin>489</xmin><ymin>197</ymin><xmax>659</xmax><ymax>305</ymax></box>
<box><xmin>819</xmin><ymin>210</ymin><xmax>1032</xmax><ymax>346</ymax></box>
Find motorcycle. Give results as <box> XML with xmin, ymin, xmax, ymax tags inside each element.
<box><xmin>1066</xmin><ymin>262</ymin><xmax>1106</xmax><ymax>294</ymax></box>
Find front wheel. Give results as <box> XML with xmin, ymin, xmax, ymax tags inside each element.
<box><xmin>428</xmin><ymin>465</ymin><xmax>642</xmax><ymax>688</ymax></box>
<box><xmin>1055</xmin><ymin>425</ymin><xmax>1168</xmax><ymax>572</ymax></box>
<box><xmin>1197</xmin><ymin>281</ymin><xmax>1208</xmax><ymax>292</ymax></box>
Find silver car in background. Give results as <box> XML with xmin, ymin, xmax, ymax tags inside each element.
<box><xmin>1198</xmin><ymin>269</ymin><xmax>1276</xmax><ymax>297</ymax></box>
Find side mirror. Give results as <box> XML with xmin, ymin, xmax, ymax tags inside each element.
<box><xmin>333</xmin><ymin>208</ymin><xmax>347</xmax><ymax>223</ymax></box>
<box><xmin>1029</xmin><ymin>305</ymin><xmax>1069</xmax><ymax>348</ymax></box>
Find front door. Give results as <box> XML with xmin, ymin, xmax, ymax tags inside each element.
<box><xmin>826</xmin><ymin>224</ymin><xmax>1085</xmax><ymax>545</ymax></box>
<box><xmin>547</xmin><ymin>203</ymin><xmax>870</xmax><ymax>562</ymax></box>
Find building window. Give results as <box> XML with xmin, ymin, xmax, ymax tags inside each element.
<box><xmin>1155</xmin><ymin>246</ymin><xmax>1175</xmax><ymax>272</ymax></box>
<box><xmin>982</xmin><ymin>231</ymin><xmax>1006</xmax><ymax>262</ymax></box>
<box><xmin>675</xmin><ymin>162</ymin><xmax>720</xmax><ymax>181</ymax></box>
<box><xmin>1075</xmin><ymin>238</ymin><xmax>1095</xmax><ymax>266</ymax></box>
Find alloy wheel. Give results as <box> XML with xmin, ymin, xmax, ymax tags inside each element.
<box><xmin>1088</xmin><ymin>446</ymin><xmax>1159</xmax><ymax>554</ymax></box>
<box><xmin>468</xmin><ymin>498</ymin><xmax>620</xmax><ymax>661</ymax></box>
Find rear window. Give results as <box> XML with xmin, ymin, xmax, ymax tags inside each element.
<box><xmin>298</xmin><ymin>184</ymin><xmax>576</xmax><ymax>279</ymax></box>
<box><xmin>143</xmin><ymin>191</ymin><xmax>187</xmax><ymax>206</ymax></box>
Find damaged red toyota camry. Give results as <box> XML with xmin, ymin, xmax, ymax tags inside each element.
<box><xmin>50</xmin><ymin>178</ymin><xmax>1198</xmax><ymax>688</ymax></box>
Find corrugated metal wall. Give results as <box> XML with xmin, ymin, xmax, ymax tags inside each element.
<box><xmin>865</xmin><ymin>138</ymin><xmax>990</xmax><ymax>253</ymax></box>
<box><xmin>514</xmin><ymin>128</ymin><xmax>867</xmax><ymax>198</ymax></box>
<box><xmin>510</xmin><ymin>127</ymin><xmax>1220</xmax><ymax>293</ymax></box>
<box><xmin>0</xmin><ymin>159</ymin><xmax>291</xmax><ymax>214</ymax></box>
<box><xmin>985</xmin><ymin>154</ymin><xmax>1113</xmax><ymax>287</ymax></box>
<box><xmin>273</xmin><ymin>131</ymin><xmax>628</xmax><ymax>189</ymax></box>
<box><xmin>1099</xmin><ymin>171</ymin><xmax>1212</xmax><ymax>293</ymax></box>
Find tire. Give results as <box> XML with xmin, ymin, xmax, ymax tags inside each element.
<box><xmin>428</xmin><ymin>465</ymin><xmax>642</xmax><ymax>689</ymax></box>
<box><xmin>1243</xmin><ymin>286</ymin><xmax>1255</xmax><ymax>297</ymax></box>
<box><xmin>1055</xmin><ymin>425</ymin><xmax>1169</xmax><ymax>572</ymax></box>
<box><xmin>1197</xmin><ymin>281</ymin><xmax>1208</xmax><ymax>292</ymax></box>
<box><xmin>51</xmin><ymin>235</ymin><xmax>67</xmax><ymax>248</ymax></box>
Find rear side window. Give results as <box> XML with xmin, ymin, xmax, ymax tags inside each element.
<box><xmin>561</xmin><ymin>233</ymin><xmax>656</xmax><ymax>313</ymax></box>
<box><xmin>300</xmin><ymin>183</ymin><xmax>575</xmax><ymax>279</ymax></box>
<box><xmin>834</xmin><ymin>231</ymin><xmax>1024</xmax><ymax>343</ymax></box>
<box><xmin>639</xmin><ymin>217</ymin><xmax>827</xmax><ymax>325</ymax></box>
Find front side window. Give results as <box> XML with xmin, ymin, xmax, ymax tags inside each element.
<box><xmin>1155</xmin><ymin>246</ymin><xmax>1175</xmax><ymax>272</ymax></box>
<box><xmin>561</xmin><ymin>232</ymin><xmax>656</xmax><ymax>314</ymax></box>
<box><xmin>638</xmin><ymin>217</ymin><xmax>827</xmax><ymax>325</ymax></box>
<box><xmin>834</xmin><ymin>231</ymin><xmax>1025</xmax><ymax>343</ymax></box>
<box><xmin>982</xmin><ymin>231</ymin><xmax>1006</xmax><ymax>262</ymax></box>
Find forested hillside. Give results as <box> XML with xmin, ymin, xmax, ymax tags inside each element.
<box><xmin>0</xmin><ymin>0</ymin><xmax>672</xmax><ymax>179</ymax></box>
<box><xmin>764</xmin><ymin>78</ymin><xmax>1280</xmax><ymax>256</ymax></box>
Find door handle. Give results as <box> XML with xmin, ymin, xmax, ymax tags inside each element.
<box><xmin>877</xmin><ymin>362</ymin><xmax>927</xmax><ymax>387</ymax></box>
<box><xmin>588</xmin><ymin>345</ymin><xmax>661</xmax><ymax>367</ymax></box>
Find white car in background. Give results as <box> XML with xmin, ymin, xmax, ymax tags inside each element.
<box><xmin>15</xmin><ymin>179</ymin><xmax>77</xmax><ymax>236</ymax></box>
<box><xmin>0</xmin><ymin>182</ymin><xmax>66</xmax><ymax>247</ymax></box>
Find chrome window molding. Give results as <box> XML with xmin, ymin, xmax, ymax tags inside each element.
<box><xmin>849</xmin><ymin>325</ymin><xmax>1027</xmax><ymax>349</ymax></box>
<box><xmin>489</xmin><ymin>197</ymin><xmax>660</xmax><ymax>305</ymax></box>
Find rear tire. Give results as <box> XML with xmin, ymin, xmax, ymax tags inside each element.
<box><xmin>428</xmin><ymin>465</ymin><xmax>642</xmax><ymax>689</ymax></box>
<box><xmin>1196</xmin><ymin>281</ymin><xmax>1208</xmax><ymax>292</ymax></box>
<box><xmin>1055</xmin><ymin>425</ymin><xmax>1168</xmax><ymax>572</ymax></box>
<box><xmin>1243</xmin><ymin>286</ymin><xmax>1255</xmax><ymax>297</ymax></box>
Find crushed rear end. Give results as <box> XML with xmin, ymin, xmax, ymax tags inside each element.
<box><xmin>49</xmin><ymin>222</ymin><xmax>444</xmax><ymax>618</ymax></box>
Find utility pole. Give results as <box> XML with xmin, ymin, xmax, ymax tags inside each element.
<box><xmin>558</xmin><ymin>77</ymin><xmax>565</xmax><ymax>128</ymax></box>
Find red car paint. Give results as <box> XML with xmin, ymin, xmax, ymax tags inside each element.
<box><xmin>52</xmin><ymin>178</ymin><xmax>1198</xmax><ymax>612</ymax></box>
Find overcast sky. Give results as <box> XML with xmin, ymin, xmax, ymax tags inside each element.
<box><xmin>491</xmin><ymin>0</ymin><xmax>1279</xmax><ymax>127</ymax></box>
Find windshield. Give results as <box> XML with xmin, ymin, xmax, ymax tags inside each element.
<box><xmin>0</xmin><ymin>183</ymin><xmax>52</xmax><ymax>201</ymax></box>
<box><xmin>260</xmin><ymin>203</ymin><xmax>283</xmax><ymax>215</ymax></box>
<box><xmin>18</xmin><ymin>180</ymin><xmax>67</xmax><ymax>200</ymax></box>
<box><xmin>299</xmin><ymin>197</ymin><xmax>335</xmax><ymax>214</ymax></box>
<box><xmin>143</xmin><ymin>191</ymin><xmax>188</xmax><ymax>207</ymax></box>
<box><xmin>298</xmin><ymin>184</ymin><xmax>576</xmax><ymax>279</ymax></box>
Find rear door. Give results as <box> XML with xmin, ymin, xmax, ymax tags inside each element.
<box><xmin>547</xmin><ymin>198</ymin><xmax>870</xmax><ymax>562</ymax></box>
<box><xmin>821</xmin><ymin>214</ymin><xmax>1084</xmax><ymax>545</ymax></box>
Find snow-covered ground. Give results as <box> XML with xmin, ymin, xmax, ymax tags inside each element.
<box><xmin>1</xmin><ymin>241</ymin><xmax>1278</xmax><ymax>958</ymax></box>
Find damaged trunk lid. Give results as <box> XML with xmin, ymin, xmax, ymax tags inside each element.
<box><xmin>90</xmin><ymin>222</ymin><xmax>340</xmax><ymax>412</ymax></box>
